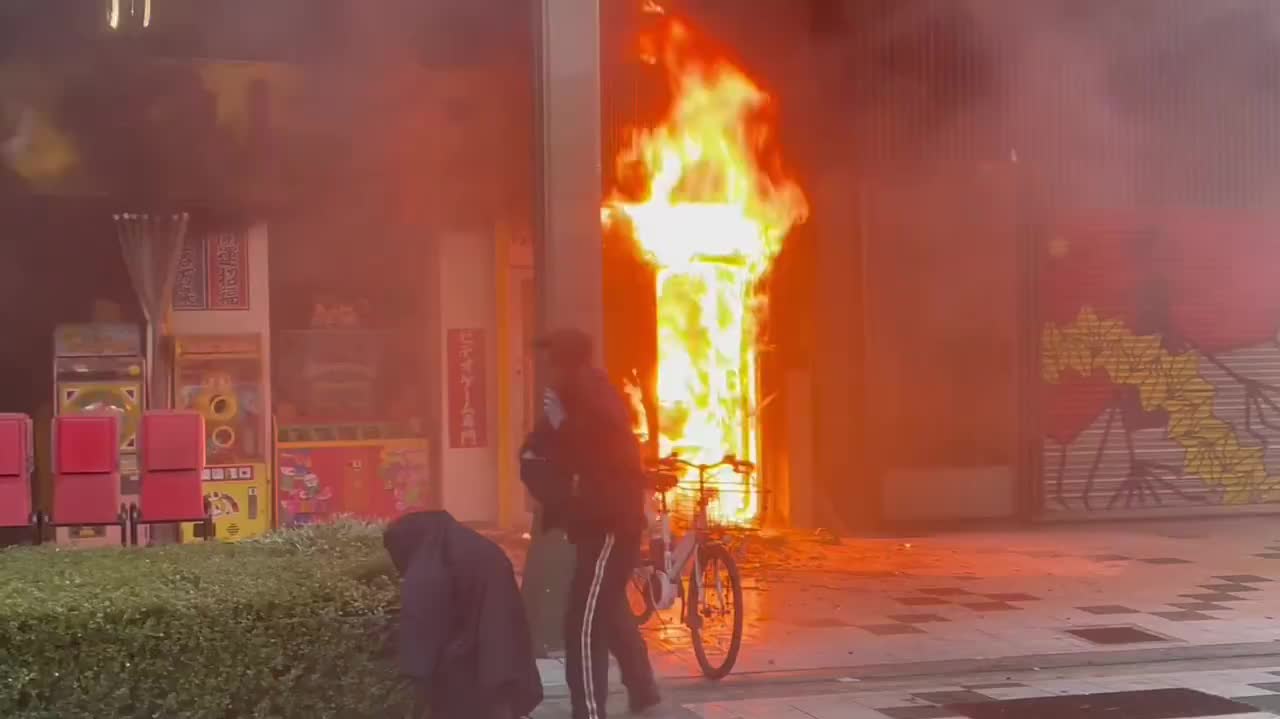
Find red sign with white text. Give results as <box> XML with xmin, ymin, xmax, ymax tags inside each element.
<box><xmin>447</xmin><ymin>329</ymin><xmax>487</xmax><ymax>449</ymax></box>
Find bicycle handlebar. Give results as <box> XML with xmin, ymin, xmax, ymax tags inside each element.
<box><xmin>648</xmin><ymin>453</ymin><xmax>756</xmax><ymax>475</ymax></box>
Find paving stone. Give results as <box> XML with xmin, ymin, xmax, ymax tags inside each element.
<box><xmin>896</xmin><ymin>597</ymin><xmax>952</xmax><ymax>606</ymax></box>
<box><xmin>1023</xmin><ymin>550</ymin><xmax>1065</xmax><ymax>559</ymax></box>
<box><xmin>962</xmin><ymin>602</ymin><xmax>1020</xmax><ymax>612</ymax></box>
<box><xmin>1214</xmin><ymin>575</ymin><xmax>1273</xmax><ymax>583</ymax></box>
<box><xmin>879</xmin><ymin>707</ymin><xmax>960</xmax><ymax>719</ymax></box>
<box><xmin>795</xmin><ymin>617</ymin><xmax>854</xmax><ymax>628</ymax></box>
<box><xmin>983</xmin><ymin>593</ymin><xmax>1041</xmax><ymax>602</ymax></box>
<box><xmin>1078</xmin><ymin>605</ymin><xmax>1141</xmax><ymax>615</ymax></box>
<box><xmin>1065</xmin><ymin>626</ymin><xmax>1168</xmax><ymax>645</ymax></box>
<box><xmin>1178</xmin><ymin>593</ymin><xmax>1249</xmax><ymax>602</ymax></box>
<box><xmin>860</xmin><ymin>623</ymin><xmax>926</xmax><ymax>636</ymax></box>
<box><xmin>1198</xmin><ymin>583</ymin><xmax>1260</xmax><ymax>593</ymax></box>
<box><xmin>911</xmin><ymin>690</ymin><xmax>995</xmax><ymax>705</ymax></box>
<box><xmin>963</xmin><ymin>683</ymin><xmax>1028</xmax><ymax>691</ymax></box>
<box><xmin>1149</xmin><ymin>610</ymin><xmax>1215</xmax><ymax>622</ymax></box>
<box><xmin>888</xmin><ymin>614</ymin><xmax>950</xmax><ymax>624</ymax></box>
<box><xmin>946</xmin><ymin>688</ymin><xmax>1253</xmax><ymax>719</ymax></box>
<box><xmin>1140</xmin><ymin>557</ymin><xmax>1194</xmax><ymax>565</ymax></box>
<box><xmin>1167</xmin><ymin>602</ymin><xmax>1233</xmax><ymax>611</ymax></box>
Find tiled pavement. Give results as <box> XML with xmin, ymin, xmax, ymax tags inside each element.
<box><xmin>609</xmin><ymin>516</ymin><xmax>1280</xmax><ymax>679</ymax></box>
<box><xmin>680</xmin><ymin>664</ymin><xmax>1280</xmax><ymax>718</ymax></box>
<box><xmin>530</xmin><ymin>514</ymin><xmax>1280</xmax><ymax>713</ymax></box>
<box><xmin>534</xmin><ymin>658</ymin><xmax>1280</xmax><ymax>717</ymax></box>
<box><xmin>524</xmin><ymin>511</ymin><xmax>1280</xmax><ymax>711</ymax></box>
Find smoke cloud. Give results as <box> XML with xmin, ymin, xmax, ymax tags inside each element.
<box><xmin>908</xmin><ymin>0</ymin><xmax>1280</xmax><ymax>209</ymax></box>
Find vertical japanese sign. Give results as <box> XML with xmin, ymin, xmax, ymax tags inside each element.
<box><xmin>206</xmin><ymin>232</ymin><xmax>250</xmax><ymax>310</ymax></box>
<box><xmin>171</xmin><ymin>235</ymin><xmax>207</xmax><ymax>310</ymax></box>
<box><xmin>447</xmin><ymin>328</ymin><xmax>487</xmax><ymax>449</ymax></box>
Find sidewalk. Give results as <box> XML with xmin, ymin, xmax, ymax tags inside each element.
<box><xmin>679</xmin><ymin>657</ymin><xmax>1280</xmax><ymax>718</ymax></box>
<box><xmin>533</xmin><ymin>514</ymin><xmax>1280</xmax><ymax>696</ymax></box>
<box><xmin>535</xmin><ymin>649</ymin><xmax>1280</xmax><ymax>717</ymax></box>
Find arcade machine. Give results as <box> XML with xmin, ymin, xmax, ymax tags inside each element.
<box><xmin>172</xmin><ymin>334</ymin><xmax>271</xmax><ymax>541</ymax></box>
<box><xmin>276</xmin><ymin>421</ymin><xmax>430</xmax><ymax>526</ymax></box>
<box><xmin>274</xmin><ymin>327</ymin><xmax>431</xmax><ymax>527</ymax></box>
<box><xmin>52</xmin><ymin>323</ymin><xmax>145</xmax><ymax>546</ymax></box>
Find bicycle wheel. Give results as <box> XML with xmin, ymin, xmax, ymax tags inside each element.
<box><xmin>627</xmin><ymin>569</ymin><xmax>655</xmax><ymax>626</ymax></box>
<box><xmin>689</xmin><ymin>542</ymin><xmax>743</xmax><ymax>680</ymax></box>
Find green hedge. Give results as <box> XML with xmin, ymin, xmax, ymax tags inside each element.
<box><xmin>0</xmin><ymin>522</ymin><xmax>412</xmax><ymax>719</ymax></box>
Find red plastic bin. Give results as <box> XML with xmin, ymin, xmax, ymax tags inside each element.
<box><xmin>52</xmin><ymin>472</ymin><xmax>122</xmax><ymax>526</ymax></box>
<box><xmin>54</xmin><ymin>414</ymin><xmax>119</xmax><ymax>474</ymax></box>
<box><xmin>0</xmin><ymin>474</ymin><xmax>33</xmax><ymax>528</ymax></box>
<box><xmin>138</xmin><ymin>469</ymin><xmax>205</xmax><ymax>524</ymax></box>
<box><xmin>0</xmin><ymin>413</ymin><xmax>32</xmax><ymax>478</ymax></box>
<box><xmin>141</xmin><ymin>410</ymin><xmax>205</xmax><ymax>472</ymax></box>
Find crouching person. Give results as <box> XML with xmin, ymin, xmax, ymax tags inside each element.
<box><xmin>384</xmin><ymin>511</ymin><xmax>543</xmax><ymax>719</ymax></box>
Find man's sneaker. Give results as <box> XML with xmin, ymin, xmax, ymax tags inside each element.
<box><xmin>628</xmin><ymin>684</ymin><xmax>662</xmax><ymax>714</ymax></box>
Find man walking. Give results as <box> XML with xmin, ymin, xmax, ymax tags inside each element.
<box><xmin>525</xmin><ymin>328</ymin><xmax>661</xmax><ymax>719</ymax></box>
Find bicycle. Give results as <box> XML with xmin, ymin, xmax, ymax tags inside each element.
<box><xmin>627</xmin><ymin>452</ymin><xmax>748</xmax><ymax>680</ymax></box>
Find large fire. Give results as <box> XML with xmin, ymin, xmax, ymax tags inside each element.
<box><xmin>604</xmin><ymin>11</ymin><xmax>808</xmax><ymax>525</ymax></box>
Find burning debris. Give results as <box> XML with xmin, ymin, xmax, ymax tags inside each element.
<box><xmin>604</xmin><ymin>11</ymin><xmax>808</xmax><ymax>525</ymax></box>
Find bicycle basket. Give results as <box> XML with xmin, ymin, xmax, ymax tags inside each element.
<box><xmin>665</xmin><ymin>472</ymin><xmax>766</xmax><ymax>530</ymax></box>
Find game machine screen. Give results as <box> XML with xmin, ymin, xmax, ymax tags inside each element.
<box><xmin>172</xmin><ymin>334</ymin><xmax>270</xmax><ymax>541</ymax></box>
<box><xmin>52</xmin><ymin>323</ymin><xmax>145</xmax><ymax>546</ymax></box>
<box><xmin>274</xmin><ymin>329</ymin><xmax>431</xmax><ymax>527</ymax></box>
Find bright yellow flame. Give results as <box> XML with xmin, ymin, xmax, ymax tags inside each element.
<box><xmin>604</xmin><ymin>19</ymin><xmax>807</xmax><ymax>525</ymax></box>
<box><xmin>108</xmin><ymin>0</ymin><xmax>120</xmax><ymax>29</ymax></box>
<box><xmin>143</xmin><ymin>0</ymin><xmax>152</xmax><ymax>28</ymax></box>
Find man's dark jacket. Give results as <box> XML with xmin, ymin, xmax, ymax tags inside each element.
<box><xmin>383</xmin><ymin>511</ymin><xmax>542</xmax><ymax>718</ymax></box>
<box><xmin>521</xmin><ymin>368</ymin><xmax>647</xmax><ymax>542</ymax></box>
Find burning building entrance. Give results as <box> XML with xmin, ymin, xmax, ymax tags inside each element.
<box><xmin>603</xmin><ymin>8</ymin><xmax>808</xmax><ymax>526</ymax></box>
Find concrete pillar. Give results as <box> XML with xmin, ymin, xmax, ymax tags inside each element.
<box><xmin>805</xmin><ymin>30</ymin><xmax>875</xmax><ymax>532</ymax></box>
<box><xmin>435</xmin><ymin>228</ymin><xmax>500</xmax><ymax>524</ymax></box>
<box><xmin>534</xmin><ymin>0</ymin><xmax>604</xmax><ymax>344</ymax></box>
<box><xmin>521</xmin><ymin>0</ymin><xmax>603</xmax><ymax>655</ymax></box>
<box><xmin>811</xmin><ymin>172</ymin><xmax>870</xmax><ymax>531</ymax></box>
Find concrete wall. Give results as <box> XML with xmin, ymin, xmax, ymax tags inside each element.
<box><xmin>862</xmin><ymin>165</ymin><xmax>1021</xmax><ymax>524</ymax></box>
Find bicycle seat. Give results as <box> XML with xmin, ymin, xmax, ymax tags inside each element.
<box><xmin>648</xmin><ymin>471</ymin><xmax>680</xmax><ymax>493</ymax></box>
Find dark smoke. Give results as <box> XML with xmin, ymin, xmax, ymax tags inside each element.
<box><xmin>828</xmin><ymin>0</ymin><xmax>1280</xmax><ymax>209</ymax></box>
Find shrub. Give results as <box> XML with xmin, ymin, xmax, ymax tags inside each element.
<box><xmin>0</xmin><ymin>520</ymin><xmax>411</xmax><ymax>719</ymax></box>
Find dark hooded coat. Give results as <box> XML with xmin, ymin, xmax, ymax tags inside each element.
<box><xmin>520</xmin><ymin>367</ymin><xmax>647</xmax><ymax>542</ymax></box>
<box><xmin>383</xmin><ymin>511</ymin><xmax>542</xmax><ymax>719</ymax></box>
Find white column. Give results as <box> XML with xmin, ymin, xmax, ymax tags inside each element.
<box><xmin>535</xmin><ymin>0</ymin><xmax>604</xmax><ymax>350</ymax></box>
<box><xmin>436</xmin><ymin>228</ymin><xmax>500</xmax><ymax>524</ymax></box>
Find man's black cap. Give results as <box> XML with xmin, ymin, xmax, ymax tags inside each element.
<box><xmin>535</xmin><ymin>328</ymin><xmax>594</xmax><ymax>369</ymax></box>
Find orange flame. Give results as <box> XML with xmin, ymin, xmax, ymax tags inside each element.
<box><xmin>604</xmin><ymin>17</ymin><xmax>808</xmax><ymax>524</ymax></box>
